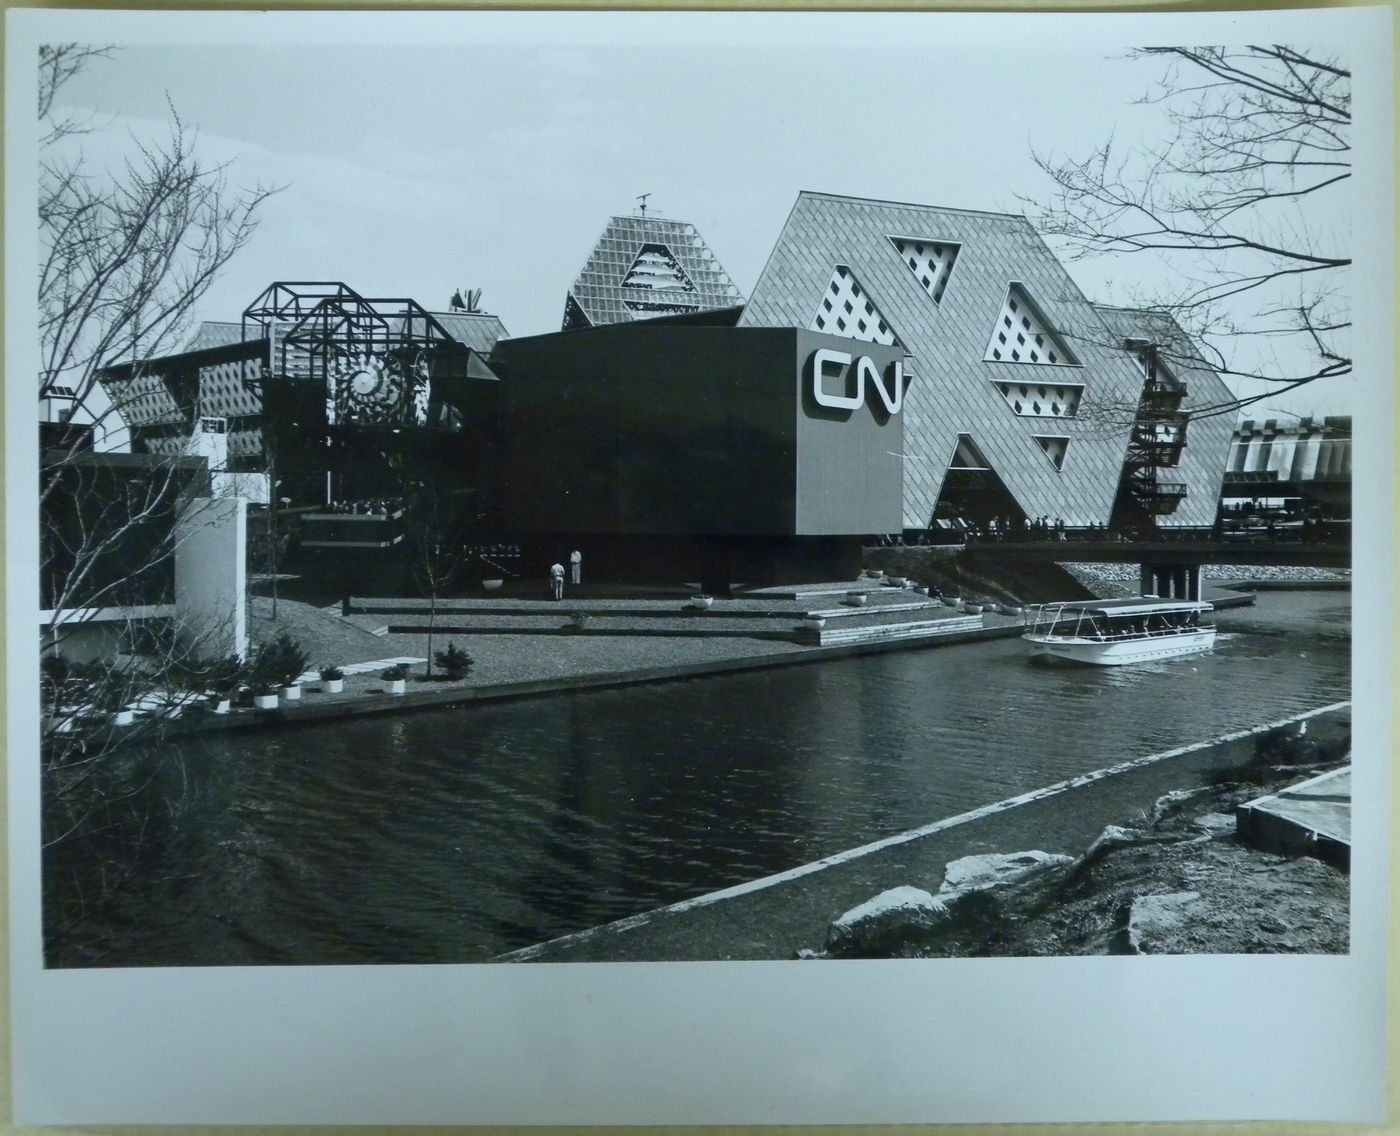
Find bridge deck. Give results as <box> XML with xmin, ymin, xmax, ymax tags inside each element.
<box><xmin>963</xmin><ymin>539</ymin><xmax>1348</xmax><ymax>568</ymax></box>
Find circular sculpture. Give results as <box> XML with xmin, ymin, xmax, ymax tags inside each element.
<box><xmin>334</xmin><ymin>352</ymin><xmax>400</xmax><ymax>422</ymax></box>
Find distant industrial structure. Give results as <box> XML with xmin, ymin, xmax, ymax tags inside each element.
<box><xmin>1224</xmin><ymin>416</ymin><xmax>1352</xmax><ymax>513</ymax></box>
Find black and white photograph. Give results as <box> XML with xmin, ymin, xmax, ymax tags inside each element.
<box><xmin>6</xmin><ymin>6</ymin><xmax>1392</xmax><ymax>1126</ymax></box>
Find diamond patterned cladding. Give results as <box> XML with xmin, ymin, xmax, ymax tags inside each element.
<box><xmin>566</xmin><ymin>214</ymin><xmax>743</xmax><ymax>329</ymax></box>
<box><xmin>890</xmin><ymin>237</ymin><xmax>959</xmax><ymax>305</ymax></box>
<box><xmin>810</xmin><ymin>265</ymin><xmax>897</xmax><ymax>345</ymax></box>
<box><xmin>1093</xmin><ymin>304</ymin><xmax>1237</xmax><ymax>529</ymax></box>
<box><xmin>739</xmin><ymin>192</ymin><xmax>1156</xmax><ymax>529</ymax></box>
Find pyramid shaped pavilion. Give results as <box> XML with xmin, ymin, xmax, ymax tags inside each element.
<box><xmin>562</xmin><ymin>214</ymin><xmax>744</xmax><ymax>330</ymax></box>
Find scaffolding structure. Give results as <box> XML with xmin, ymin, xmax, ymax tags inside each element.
<box><xmin>1122</xmin><ymin>340</ymin><xmax>1190</xmax><ymax>517</ymax></box>
<box><xmin>242</xmin><ymin>282</ymin><xmax>463</xmax><ymax>388</ymax></box>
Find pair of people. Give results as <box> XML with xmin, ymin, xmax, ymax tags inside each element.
<box><xmin>549</xmin><ymin>550</ymin><xmax>583</xmax><ymax>599</ymax></box>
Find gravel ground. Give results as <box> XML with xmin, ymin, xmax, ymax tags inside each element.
<box><xmin>248</xmin><ymin>593</ymin><xmax>814</xmax><ymax>690</ymax></box>
<box><xmin>1064</xmin><ymin>562</ymin><xmax>1350</xmax><ymax>597</ymax></box>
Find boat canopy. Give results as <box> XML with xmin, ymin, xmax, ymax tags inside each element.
<box><xmin>1025</xmin><ymin>598</ymin><xmax>1215</xmax><ymax>618</ymax></box>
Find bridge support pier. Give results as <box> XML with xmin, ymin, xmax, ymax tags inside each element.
<box><xmin>1140</xmin><ymin>562</ymin><xmax>1204</xmax><ymax>602</ymax></box>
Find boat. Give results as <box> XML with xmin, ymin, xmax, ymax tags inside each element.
<box><xmin>1022</xmin><ymin>597</ymin><xmax>1216</xmax><ymax>666</ymax></box>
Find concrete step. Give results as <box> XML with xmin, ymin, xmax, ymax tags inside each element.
<box><xmin>1236</xmin><ymin>765</ymin><xmax>1351</xmax><ymax>870</ymax></box>
<box><xmin>804</xmin><ymin>598</ymin><xmax>946</xmax><ymax>621</ymax></box>
<box><xmin>815</xmin><ymin>614</ymin><xmax>984</xmax><ymax>646</ymax></box>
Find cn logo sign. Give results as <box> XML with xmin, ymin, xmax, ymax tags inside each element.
<box><xmin>810</xmin><ymin>348</ymin><xmax>907</xmax><ymax>415</ymax></box>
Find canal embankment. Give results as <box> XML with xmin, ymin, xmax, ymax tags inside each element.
<box><xmin>149</xmin><ymin>570</ymin><xmax>1272</xmax><ymax>737</ymax></box>
<box><xmin>497</xmin><ymin>704</ymin><xmax>1351</xmax><ymax>962</ymax></box>
<box><xmin>155</xmin><ymin>587</ymin><xmax>1031</xmax><ymax>735</ymax></box>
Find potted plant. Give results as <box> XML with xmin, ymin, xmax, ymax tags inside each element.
<box><xmin>204</xmin><ymin>655</ymin><xmax>243</xmax><ymax>713</ymax></box>
<box><xmin>686</xmin><ymin>594</ymin><xmax>713</xmax><ymax>611</ymax></box>
<box><xmin>481</xmin><ymin>578</ymin><xmax>504</xmax><ymax>591</ymax></box>
<box><xmin>320</xmin><ymin>664</ymin><xmax>345</xmax><ymax>694</ymax></box>
<box><xmin>381</xmin><ymin>663</ymin><xmax>409</xmax><ymax>695</ymax></box>
<box><xmin>562</xmin><ymin>612</ymin><xmax>590</xmax><ymax>634</ymax></box>
<box><xmin>844</xmin><ymin>591</ymin><xmax>868</xmax><ymax>607</ymax></box>
<box><xmin>251</xmin><ymin>682</ymin><xmax>280</xmax><ymax>710</ymax></box>
<box><xmin>433</xmin><ymin>643</ymin><xmax>473</xmax><ymax>682</ymax></box>
<box><xmin>802</xmin><ymin>614</ymin><xmax>827</xmax><ymax>632</ymax></box>
<box><xmin>250</xmin><ymin>631</ymin><xmax>309</xmax><ymax>702</ymax></box>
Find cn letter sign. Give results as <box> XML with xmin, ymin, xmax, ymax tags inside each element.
<box><xmin>811</xmin><ymin>348</ymin><xmax>906</xmax><ymax>415</ymax></box>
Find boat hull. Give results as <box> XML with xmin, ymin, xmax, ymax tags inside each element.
<box><xmin>1024</xmin><ymin>629</ymin><xmax>1216</xmax><ymax>666</ymax></box>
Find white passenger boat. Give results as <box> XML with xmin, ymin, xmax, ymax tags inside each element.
<box><xmin>1022</xmin><ymin>597</ymin><xmax>1216</xmax><ymax>666</ymax></box>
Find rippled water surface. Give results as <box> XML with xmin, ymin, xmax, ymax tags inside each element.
<box><xmin>86</xmin><ymin>590</ymin><xmax>1348</xmax><ymax>966</ymax></box>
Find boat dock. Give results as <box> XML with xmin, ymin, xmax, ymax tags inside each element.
<box><xmin>1236</xmin><ymin>766</ymin><xmax>1351</xmax><ymax>870</ymax></box>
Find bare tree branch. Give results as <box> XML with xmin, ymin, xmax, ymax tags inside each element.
<box><xmin>1022</xmin><ymin>45</ymin><xmax>1350</xmax><ymax>415</ymax></box>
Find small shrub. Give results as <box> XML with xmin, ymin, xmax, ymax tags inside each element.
<box><xmin>434</xmin><ymin>643</ymin><xmax>473</xmax><ymax>679</ymax></box>
<box><xmin>202</xmin><ymin>655</ymin><xmax>245</xmax><ymax>694</ymax></box>
<box><xmin>381</xmin><ymin>663</ymin><xmax>409</xmax><ymax>682</ymax></box>
<box><xmin>319</xmin><ymin>664</ymin><xmax>345</xmax><ymax>682</ymax></box>
<box><xmin>251</xmin><ymin>631</ymin><xmax>309</xmax><ymax>689</ymax></box>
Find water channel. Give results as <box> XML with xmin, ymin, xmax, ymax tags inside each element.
<box><xmin>69</xmin><ymin>590</ymin><xmax>1349</xmax><ymax>967</ymax></box>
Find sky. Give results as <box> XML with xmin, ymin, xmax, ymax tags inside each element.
<box><xmin>45</xmin><ymin>14</ymin><xmax>1356</xmax><ymax>422</ymax></box>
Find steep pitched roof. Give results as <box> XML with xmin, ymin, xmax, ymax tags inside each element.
<box><xmin>413</xmin><ymin>311</ymin><xmax>509</xmax><ymax>355</ymax></box>
<box><xmin>563</xmin><ymin>214</ymin><xmax>744</xmax><ymax>329</ymax></box>
<box><xmin>184</xmin><ymin>321</ymin><xmax>248</xmax><ymax>352</ymax></box>
<box><xmin>738</xmin><ymin>191</ymin><xmax>1168</xmax><ymax>528</ymax></box>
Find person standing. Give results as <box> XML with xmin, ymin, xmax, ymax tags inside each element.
<box><xmin>549</xmin><ymin>561</ymin><xmax>565</xmax><ymax>600</ymax></box>
<box><xmin>569</xmin><ymin>548</ymin><xmax>582</xmax><ymax>586</ymax></box>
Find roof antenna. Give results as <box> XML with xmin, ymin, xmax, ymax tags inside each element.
<box><xmin>636</xmin><ymin>192</ymin><xmax>651</xmax><ymax>217</ymax></box>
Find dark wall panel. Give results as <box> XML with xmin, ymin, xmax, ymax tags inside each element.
<box><xmin>493</xmin><ymin>326</ymin><xmax>798</xmax><ymax>536</ymax></box>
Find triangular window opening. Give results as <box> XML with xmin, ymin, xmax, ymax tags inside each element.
<box><xmin>621</xmin><ymin>244</ymin><xmax>697</xmax><ymax>293</ymax></box>
<box><xmin>889</xmin><ymin>237</ymin><xmax>960</xmax><ymax>305</ymax></box>
<box><xmin>1033</xmin><ymin>435</ymin><xmax>1070</xmax><ymax>471</ymax></box>
<box><xmin>948</xmin><ymin>433</ymin><xmax>991</xmax><ymax>471</ymax></box>
<box><xmin>810</xmin><ymin>265</ymin><xmax>898</xmax><ymax>346</ymax></box>
<box><xmin>562</xmin><ymin>293</ymin><xmax>592</xmax><ymax>331</ymax></box>
<box><xmin>992</xmin><ymin>380</ymin><xmax>1083</xmax><ymax>418</ymax></box>
<box><xmin>985</xmin><ymin>285</ymin><xmax>1077</xmax><ymax>365</ymax></box>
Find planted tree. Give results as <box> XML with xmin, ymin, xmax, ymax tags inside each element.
<box><xmin>433</xmin><ymin>642</ymin><xmax>474</xmax><ymax>681</ymax></box>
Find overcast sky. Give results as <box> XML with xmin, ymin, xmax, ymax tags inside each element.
<box><xmin>45</xmin><ymin>14</ymin><xmax>1356</xmax><ymax>420</ymax></box>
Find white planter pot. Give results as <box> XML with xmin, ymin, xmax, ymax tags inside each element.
<box><xmin>844</xmin><ymin>593</ymin><xmax>868</xmax><ymax>606</ymax></box>
<box><xmin>281</xmin><ymin>684</ymin><xmax>302</xmax><ymax>702</ymax></box>
<box><xmin>254</xmin><ymin>693</ymin><xmax>279</xmax><ymax>710</ymax></box>
<box><xmin>482</xmin><ymin>579</ymin><xmax>504</xmax><ymax>591</ymax></box>
<box><xmin>210</xmin><ymin>698</ymin><xmax>232</xmax><ymax>714</ymax></box>
<box><xmin>324</xmin><ymin>678</ymin><xmax>344</xmax><ymax>694</ymax></box>
<box><xmin>387</xmin><ymin>679</ymin><xmax>407</xmax><ymax>695</ymax></box>
<box><xmin>112</xmin><ymin>708</ymin><xmax>134</xmax><ymax>727</ymax></box>
<box><xmin>803</xmin><ymin>617</ymin><xmax>826</xmax><ymax>631</ymax></box>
